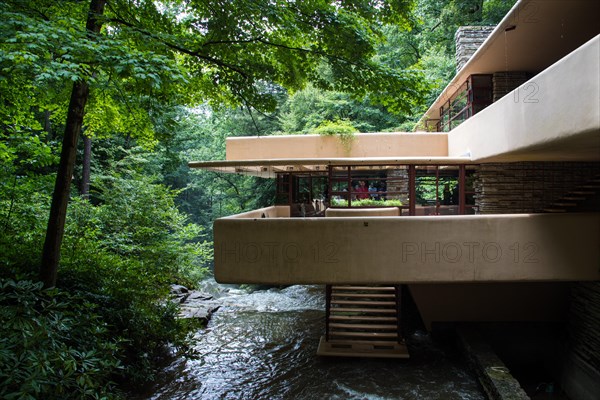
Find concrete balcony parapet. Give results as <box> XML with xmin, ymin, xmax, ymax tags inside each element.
<box><xmin>214</xmin><ymin>211</ymin><xmax>600</xmax><ymax>284</ymax></box>
<box><xmin>221</xmin><ymin>205</ymin><xmax>291</xmax><ymax>219</ymax></box>
<box><xmin>448</xmin><ymin>35</ymin><xmax>600</xmax><ymax>162</ymax></box>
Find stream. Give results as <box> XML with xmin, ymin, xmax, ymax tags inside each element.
<box><xmin>141</xmin><ymin>283</ymin><xmax>485</xmax><ymax>400</ymax></box>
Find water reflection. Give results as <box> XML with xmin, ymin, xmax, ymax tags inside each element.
<box><xmin>144</xmin><ymin>285</ymin><xmax>484</xmax><ymax>400</ymax></box>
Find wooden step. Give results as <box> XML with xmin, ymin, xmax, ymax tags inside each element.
<box><xmin>552</xmin><ymin>202</ymin><xmax>577</xmax><ymax>207</ymax></box>
<box><xmin>329</xmin><ymin>315</ymin><xmax>398</xmax><ymax>322</ymax></box>
<box><xmin>330</xmin><ymin>307</ymin><xmax>397</xmax><ymax>314</ymax></box>
<box><xmin>331</xmin><ymin>300</ymin><xmax>396</xmax><ymax>306</ymax></box>
<box><xmin>331</xmin><ymin>286</ymin><xmax>395</xmax><ymax>291</ymax></box>
<box><xmin>580</xmin><ymin>185</ymin><xmax>600</xmax><ymax>189</ymax></box>
<box><xmin>329</xmin><ymin>331</ymin><xmax>399</xmax><ymax>339</ymax></box>
<box><xmin>561</xmin><ymin>196</ymin><xmax>586</xmax><ymax>201</ymax></box>
<box><xmin>543</xmin><ymin>208</ymin><xmax>567</xmax><ymax>213</ymax></box>
<box><xmin>331</xmin><ymin>293</ymin><xmax>395</xmax><ymax>299</ymax></box>
<box><xmin>324</xmin><ymin>339</ymin><xmax>403</xmax><ymax>346</ymax></box>
<box><xmin>571</xmin><ymin>191</ymin><xmax>595</xmax><ymax>195</ymax></box>
<box><xmin>323</xmin><ymin>284</ymin><xmax>405</xmax><ymax>359</ymax></box>
<box><xmin>329</xmin><ymin>322</ymin><xmax>398</xmax><ymax>330</ymax></box>
<box><xmin>316</xmin><ymin>337</ymin><xmax>409</xmax><ymax>359</ymax></box>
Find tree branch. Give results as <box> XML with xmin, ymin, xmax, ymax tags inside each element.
<box><xmin>106</xmin><ymin>16</ymin><xmax>250</xmax><ymax>80</ymax></box>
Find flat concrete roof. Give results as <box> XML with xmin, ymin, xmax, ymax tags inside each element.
<box><xmin>189</xmin><ymin>156</ymin><xmax>472</xmax><ymax>178</ymax></box>
<box><xmin>189</xmin><ymin>133</ymin><xmax>465</xmax><ymax>177</ymax></box>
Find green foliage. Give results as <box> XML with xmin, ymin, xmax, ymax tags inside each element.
<box><xmin>128</xmin><ymin>107</ymin><xmax>276</xmax><ymax>237</ymax></box>
<box><xmin>0</xmin><ymin>148</ymin><xmax>210</xmax><ymax>393</ymax></box>
<box><xmin>482</xmin><ymin>0</ymin><xmax>519</xmax><ymax>24</ymax></box>
<box><xmin>415</xmin><ymin>175</ymin><xmax>458</xmax><ymax>204</ymax></box>
<box><xmin>0</xmin><ymin>137</ymin><xmax>55</xmax><ymax>270</ymax></box>
<box><xmin>60</xmin><ymin>168</ymin><xmax>211</xmax><ymax>381</ymax></box>
<box><xmin>170</xmin><ymin>0</ymin><xmax>421</xmax><ymax>112</ymax></box>
<box><xmin>65</xmin><ymin>171</ymin><xmax>212</xmax><ymax>287</ymax></box>
<box><xmin>367</xmin><ymin>0</ymin><xmax>518</xmax><ymax>127</ymax></box>
<box><xmin>313</xmin><ymin>119</ymin><xmax>358</xmax><ymax>136</ymax></box>
<box><xmin>0</xmin><ymin>279</ymin><xmax>123</xmax><ymax>400</ymax></box>
<box><xmin>278</xmin><ymin>84</ymin><xmax>404</xmax><ymax>133</ymax></box>
<box><xmin>1</xmin><ymin>0</ymin><xmax>426</xmax><ymax>138</ymax></box>
<box><xmin>331</xmin><ymin>198</ymin><xmax>403</xmax><ymax>207</ymax></box>
<box><xmin>415</xmin><ymin>45</ymin><xmax>457</xmax><ymax>111</ymax></box>
<box><xmin>313</xmin><ymin>119</ymin><xmax>358</xmax><ymax>152</ymax></box>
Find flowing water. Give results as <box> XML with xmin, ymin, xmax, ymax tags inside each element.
<box><xmin>141</xmin><ymin>283</ymin><xmax>485</xmax><ymax>400</ymax></box>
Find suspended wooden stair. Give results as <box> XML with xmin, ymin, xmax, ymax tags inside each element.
<box><xmin>543</xmin><ymin>175</ymin><xmax>600</xmax><ymax>213</ymax></box>
<box><xmin>317</xmin><ymin>285</ymin><xmax>409</xmax><ymax>358</ymax></box>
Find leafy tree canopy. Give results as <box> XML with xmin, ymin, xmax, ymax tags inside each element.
<box><xmin>1</xmin><ymin>0</ymin><xmax>429</xmax><ymax>288</ymax></box>
<box><xmin>1</xmin><ymin>0</ymin><xmax>425</xmax><ymax>126</ymax></box>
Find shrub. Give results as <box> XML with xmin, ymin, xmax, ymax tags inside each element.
<box><xmin>313</xmin><ymin>120</ymin><xmax>358</xmax><ymax>151</ymax></box>
<box><xmin>0</xmin><ymin>170</ymin><xmax>211</xmax><ymax>394</ymax></box>
<box><xmin>59</xmin><ymin>172</ymin><xmax>210</xmax><ymax>384</ymax></box>
<box><xmin>0</xmin><ymin>279</ymin><xmax>123</xmax><ymax>400</ymax></box>
<box><xmin>331</xmin><ymin>198</ymin><xmax>403</xmax><ymax>207</ymax></box>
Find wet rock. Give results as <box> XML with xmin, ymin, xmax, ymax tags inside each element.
<box><xmin>187</xmin><ymin>291</ymin><xmax>213</xmax><ymax>301</ymax></box>
<box><xmin>170</xmin><ymin>284</ymin><xmax>189</xmax><ymax>295</ymax></box>
<box><xmin>170</xmin><ymin>284</ymin><xmax>191</xmax><ymax>304</ymax></box>
<box><xmin>195</xmin><ymin>278</ymin><xmax>231</xmax><ymax>298</ymax></box>
<box><xmin>457</xmin><ymin>327</ymin><xmax>529</xmax><ymax>400</ymax></box>
<box><xmin>179</xmin><ymin>290</ymin><xmax>221</xmax><ymax>324</ymax></box>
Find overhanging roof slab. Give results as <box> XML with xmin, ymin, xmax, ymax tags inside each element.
<box><xmin>188</xmin><ymin>156</ymin><xmax>472</xmax><ymax>177</ymax></box>
<box><xmin>225</xmin><ymin>132</ymin><xmax>448</xmax><ymax>160</ymax></box>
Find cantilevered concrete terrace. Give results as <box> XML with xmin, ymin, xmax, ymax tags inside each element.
<box><xmin>214</xmin><ymin>206</ymin><xmax>600</xmax><ymax>285</ymax></box>
<box><xmin>447</xmin><ymin>35</ymin><xmax>600</xmax><ymax>162</ymax></box>
<box><xmin>190</xmin><ymin>31</ymin><xmax>600</xmax><ymax>287</ymax></box>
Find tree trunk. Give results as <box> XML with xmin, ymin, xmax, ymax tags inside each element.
<box><xmin>40</xmin><ymin>0</ymin><xmax>106</xmax><ymax>288</ymax></box>
<box><xmin>81</xmin><ymin>134</ymin><xmax>91</xmax><ymax>198</ymax></box>
<box><xmin>43</xmin><ymin>109</ymin><xmax>52</xmax><ymax>137</ymax></box>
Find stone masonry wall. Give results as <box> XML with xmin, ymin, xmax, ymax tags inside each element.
<box><xmin>474</xmin><ymin>161</ymin><xmax>600</xmax><ymax>400</ymax></box>
<box><xmin>568</xmin><ymin>283</ymin><xmax>600</xmax><ymax>375</ymax></box>
<box><xmin>455</xmin><ymin>26</ymin><xmax>495</xmax><ymax>72</ymax></box>
<box><xmin>474</xmin><ymin>162</ymin><xmax>600</xmax><ymax>214</ymax></box>
<box><xmin>386</xmin><ymin>168</ymin><xmax>409</xmax><ymax>204</ymax></box>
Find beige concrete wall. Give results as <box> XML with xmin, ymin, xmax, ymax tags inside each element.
<box><xmin>222</xmin><ymin>206</ymin><xmax>290</xmax><ymax>219</ymax></box>
<box><xmin>448</xmin><ymin>35</ymin><xmax>600</xmax><ymax>162</ymax></box>
<box><xmin>214</xmin><ymin>213</ymin><xmax>600</xmax><ymax>284</ymax></box>
<box><xmin>225</xmin><ymin>133</ymin><xmax>448</xmax><ymax>160</ymax></box>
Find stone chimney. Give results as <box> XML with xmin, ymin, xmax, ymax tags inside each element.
<box><xmin>455</xmin><ymin>26</ymin><xmax>495</xmax><ymax>72</ymax></box>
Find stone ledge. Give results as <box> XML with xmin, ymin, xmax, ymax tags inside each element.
<box><xmin>457</xmin><ymin>326</ymin><xmax>529</xmax><ymax>400</ymax></box>
<box><xmin>170</xmin><ymin>284</ymin><xmax>221</xmax><ymax>324</ymax></box>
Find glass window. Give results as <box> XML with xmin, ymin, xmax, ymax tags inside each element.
<box><xmin>438</xmin><ymin>75</ymin><xmax>492</xmax><ymax>132</ymax></box>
